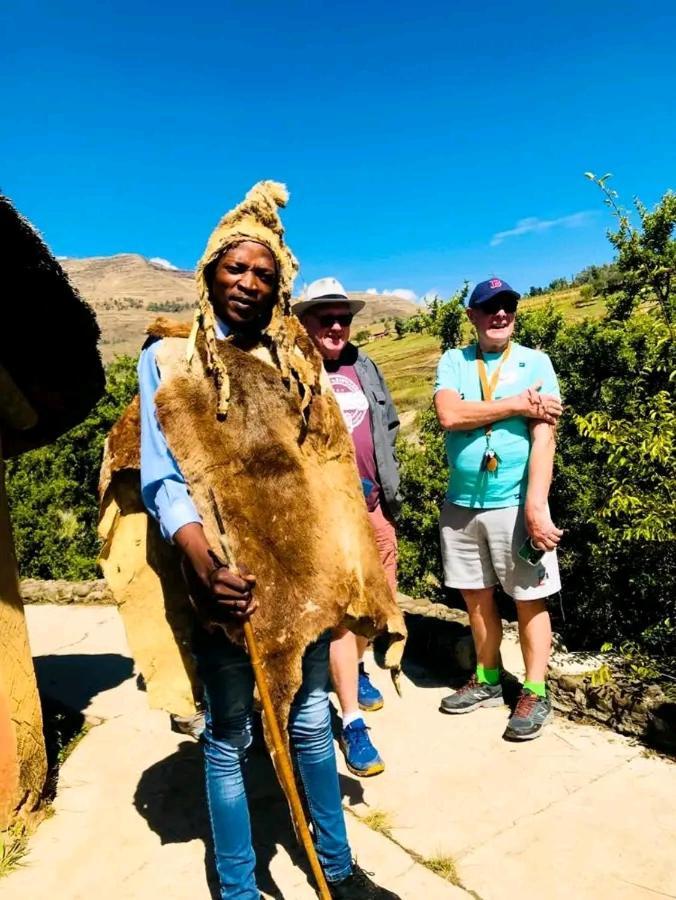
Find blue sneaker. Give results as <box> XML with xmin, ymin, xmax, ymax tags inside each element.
<box><xmin>339</xmin><ymin>718</ymin><xmax>385</xmax><ymax>777</ymax></box>
<box><xmin>358</xmin><ymin>662</ymin><xmax>384</xmax><ymax>712</ymax></box>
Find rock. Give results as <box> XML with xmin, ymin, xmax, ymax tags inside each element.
<box><xmin>395</xmin><ymin>594</ymin><xmax>475</xmax><ymax>675</ymax></box>
<box><xmin>20</xmin><ymin>579</ymin><xmax>115</xmax><ymax>605</ymax></box>
<box><xmin>555</xmin><ymin>673</ymin><xmax>582</xmax><ymax>693</ymax></box>
<box><xmin>648</xmin><ymin>703</ymin><xmax>676</xmax><ymax>754</ymax></box>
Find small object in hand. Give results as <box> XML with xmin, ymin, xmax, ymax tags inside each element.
<box><xmin>518</xmin><ymin>537</ymin><xmax>546</xmax><ymax>566</ymax></box>
<box><xmin>482</xmin><ymin>449</ymin><xmax>499</xmax><ymax>472</ymax></box>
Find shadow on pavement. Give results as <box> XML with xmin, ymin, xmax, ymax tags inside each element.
<box><xmin>34</xmin><ymin>652</ymin><xmax>134</xmax><ymax>713</ymax></box>
<box><xmin>134</xmin><ymin>740</ymin><xmax>221</xmax><ymax>899</ymax></box>
<box><xmin>394</xmin><ymin>614</ymin><xmax>475</xmax><ymax>691</ymax></box>
<box><xmin>134</xmin><ymin>717</ymin><xmax>364</xmax><ymax>898</ymax></box>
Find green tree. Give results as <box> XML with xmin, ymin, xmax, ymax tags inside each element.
<box><xmin>430</xmin><ymin>283</ymin><xmax>469</xmax><ymax>352</ymax></box>
<box><xmin>394</xmin><ymin>317</ymin><xmax>406</xmax><ymax>339</ymax></box>
<box><xmin>585</xmin><ymin>173</ymin><xmax>676</xmax><ymax>328</ymax></box>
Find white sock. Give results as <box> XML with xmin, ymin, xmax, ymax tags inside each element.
<box><xmin>342</xmin><ymin>711</ymin><xmax>363</xmax><ymax>728</ymax></box>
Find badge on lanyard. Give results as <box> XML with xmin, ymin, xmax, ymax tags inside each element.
<box><xmin>482</xmin><ymin>448</ymin><xmax>500</xmax><ymax>472</ymax></box>
<box><xmin>476</xmin><ymin>343</ymin><xmax>511</xmax><ymax>476</ymax></box>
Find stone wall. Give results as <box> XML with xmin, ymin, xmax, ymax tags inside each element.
<box><xmin>20</xmin><ymin>578</ymin><xmax>115</xmax><ymax>605</ymax></box>
<box><xmin>396</xmin><ymin>592</ymin><xmax>476</xmax><ymax>675</ymax></box>
<box><xmin>549</xmin><ymin>667</ymin><xmax>676</xmax><ymax>754</ymax></box>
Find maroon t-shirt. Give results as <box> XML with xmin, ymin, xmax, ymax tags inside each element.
<box><xmin>326</xmin><ymin>359</ymin><xmax>380</xmax><ymax>511</ymax></box>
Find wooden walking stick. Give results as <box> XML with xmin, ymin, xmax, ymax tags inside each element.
<box><xmin>208</xmin><ymin>492</ymin><xmax>332</xmax><ymax>900</ymax></box>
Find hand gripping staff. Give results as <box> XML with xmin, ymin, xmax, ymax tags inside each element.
<box><xmin>207</xmin><ymin>490</ymin><xmax>332</xmax><ymax>900</ymax></box>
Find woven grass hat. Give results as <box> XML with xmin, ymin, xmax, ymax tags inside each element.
<box><xmin>191</xmin><ymin>181</ymin><xmax>318</xmax><ymax>418</ymax></box>
<box><xmin>195</xmin><ymin>180</ymin><xmax>298</xmax><ymax>316</ymax></box>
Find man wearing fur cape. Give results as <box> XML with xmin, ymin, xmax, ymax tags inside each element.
<box><xmin>99</xmin><ymin>181</ymin><xmax>405</xmax><ymax>899</ymax></box>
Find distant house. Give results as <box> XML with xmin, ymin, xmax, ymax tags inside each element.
<box><xmin>371</xmin><ymin>328</ymin><xmax>390</xmax><ymax>340</ymax></box>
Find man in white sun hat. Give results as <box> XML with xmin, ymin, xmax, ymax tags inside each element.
<box><xmin>294</xmin><ymin>277</ymin><xmax>401</xmax><ymax>777</ymax></box>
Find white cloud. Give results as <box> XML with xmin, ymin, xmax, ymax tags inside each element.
<box><xmin>149</xmin><ymin>256</ymin><xmax>179</xmax><ymax>270</ymax></box>
<box><xmin>389</xmin><ymin>288</ymin><xmax>417</xmax><ymax>302</ymax></box>
<box><xmin>490</xmin><ymin>211</ymin><xmax>594</xmax><ymax>247</ymax></box>
<box><xmin>366</xmin><ymin>287</ymin><xmax>378</xmax><ymax>295</ymax></box>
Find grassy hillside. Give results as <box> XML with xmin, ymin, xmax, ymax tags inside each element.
<box><xmin>519</xmin><ymin>286</ymin><xmax>607</xmax><ymax>321</ymax></box>
<box><xmin>62</xmin><ymin>254</ymin><xmax>418</xmax><ymax>361</ymax></box>
<box><xmin>367</xmin><ymin>332</ymin><xmax>440</xmax><ymax>423</ymax></box>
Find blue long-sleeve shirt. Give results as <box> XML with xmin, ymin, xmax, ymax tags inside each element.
<box><xmin>138</xmin><ymin>317</ymin><xmax>231</xmax><ymax>541</ymax></box>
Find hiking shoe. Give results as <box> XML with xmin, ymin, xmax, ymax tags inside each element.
<box><xmin>329</xmin><ymin>863</ymin><xmax>401</xmax><ymax>899</ymax></box>
<box><xmin>339</xmin><ymin>718</ymin><xmax>384</xmax><ymax>777</ymax></box>
<box><xmin>170</xmin><ymin>709</ymin><xmax>206</xmax><ymax>740</ymax></box>
<box><xmin>440</xmin><ymin>675</ymin><xmax>504</xmax><ymax>714</ymax></box>
<box><xmin>503</xmin><ymin>689</ymin><xmax>553</xmax><ymax>741</ymax></box>
<box><xmin>358</xmin><ymin>663</ymin><xmax>384</xmax><ymax>711</ymax></box>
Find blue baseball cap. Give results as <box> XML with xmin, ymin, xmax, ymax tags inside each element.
<box><xmin>467</xmin><ymin>278</ymin><xmax>521</xmax><ymax>309</ymax></box>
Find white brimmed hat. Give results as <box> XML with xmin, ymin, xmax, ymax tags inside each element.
<box><xmin>292</xmin><ymin>277</ymin><xmax>365</xmax><ymax>317</ymax></box>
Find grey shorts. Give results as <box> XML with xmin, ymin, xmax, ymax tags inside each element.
<box><xmin>439</xmin><ymin>501</ymin><xmax>561</xmax><ymax>601</ymax></box>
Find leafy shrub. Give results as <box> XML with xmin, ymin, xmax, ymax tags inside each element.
<box><xmin>99</xmin><ymin>296</ymin><xmax>144</xmax><ymax>310</ymax></box>
<box><xmin>5</xmin><ymin>356</ymin><xmax>138</xmax><ymax>579</ymax></box>
<box><xmin>147</xmin><ymin>299</ymin><xmax>192</xmax><ymax>312</ymax></box>
<box><xmin>397</xmin><ymin>407</ymin><xmax>448</xmax><ymax>600</ymax></box>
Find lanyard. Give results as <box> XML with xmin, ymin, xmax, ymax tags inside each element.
<box><xmin>476</xmin><ymin>342</ymin><xmax>511</xmax><ymax>438</ymax></box>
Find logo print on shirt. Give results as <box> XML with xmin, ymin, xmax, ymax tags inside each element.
<box><xmin>330</xmin><ymin>374</ymin><xmax>369</xmax><ymax>433</ymax></box>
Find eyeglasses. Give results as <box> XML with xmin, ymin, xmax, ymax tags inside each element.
<box><xmin>478</xmin><ymin>297</ymin><xmax>518</xmax><ymax>315</ymax></box>
<box><xmin>316</xmin><ymin>313</ymin><xmax>353</xmax><ymax>327</ymax></box>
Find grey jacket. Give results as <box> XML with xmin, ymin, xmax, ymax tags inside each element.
<box><xmin>352</xmin><ymin>345</ymin><xmax>402</xmax><ymax>518</ymax></box>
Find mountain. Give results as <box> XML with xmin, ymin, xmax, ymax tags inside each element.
<box><xmin>61</xmin><ymin>254</ymin><xmax>419</xmax><ymax>361</ymax></box>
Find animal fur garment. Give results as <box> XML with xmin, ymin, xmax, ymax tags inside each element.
<box><xmin>99</xmin><ymin>319</ymin><xmax>407</xmax><ymax>747</ymax></box>
<box><xmin>98</xmin><ymin>393</ymin><xmax>200</xmax><ymax>718</ymax></box>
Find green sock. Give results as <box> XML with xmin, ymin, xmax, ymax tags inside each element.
<box><xmin>524</xmin><ymin>680</ymin><xmax>546</xmax><ymax>698</ymax></box>
<box><xmin>476</xmin><ymin>665</ymin><xmax>500</xmax><ymax>686</ymax></box>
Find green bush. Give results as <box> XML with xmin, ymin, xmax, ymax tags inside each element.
<box><xmin>6</xmin><ymin>356</ymin><xmax>138</xmax><ymax>579</ymax></box>
<box><xmin>523</xmin><ymin>308</ymin><xmax>675</xmax><ymax>661</ymax></box>
<box><xmin>397</xmin><ymin>407</ymin><xmax>448</xmax><ymax>600</ymax></box>
<box><xmin>147</xmin><ymin>299</ymin><xmax>192</xmax><ymax>312</ymax></box>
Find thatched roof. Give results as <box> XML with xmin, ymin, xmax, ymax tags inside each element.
<box><xmin>0</xmin><ymin>195</ymin><xmax>105</xmax><ymax>457</ymax></box>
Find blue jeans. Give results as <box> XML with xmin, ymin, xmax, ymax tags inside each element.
<box><xmin>195</xmin><ymin>628</ymin><xmax>353</xmax><ymax>899</ymax></box>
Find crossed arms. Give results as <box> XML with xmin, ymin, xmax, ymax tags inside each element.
<box><xmin>434</xmin><ymin>384</ymin><xmax>563</xmax><ymax>551</ymax></box>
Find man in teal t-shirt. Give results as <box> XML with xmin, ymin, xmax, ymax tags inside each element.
<box><xmin>434</xmin><ymin>277</ymin><xmax>563</xmax><ymax>741</ymax></box>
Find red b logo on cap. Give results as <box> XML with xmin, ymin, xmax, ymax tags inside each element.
<box><xmin>489</xmin><ymin>279</ymin><xmax>502</xmax><ymax>289</ymax></box>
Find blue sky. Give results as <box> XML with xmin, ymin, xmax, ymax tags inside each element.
<box><xmin>2</xmin><ymin>1</ymin><xmax>674</xmax><ymax>298</ymax></box>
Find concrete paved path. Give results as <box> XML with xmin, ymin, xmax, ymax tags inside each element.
<box><xmin>4</xmin><ymin>605</ymin><xmax>675</xmax><ymax>900</ymax></box>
